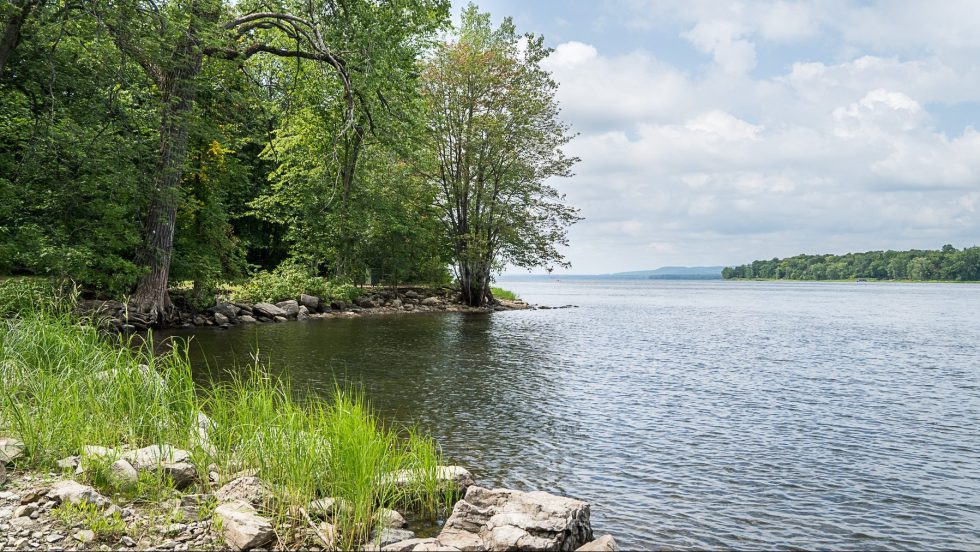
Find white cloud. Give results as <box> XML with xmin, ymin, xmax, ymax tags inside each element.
<box><xmin>682</xmin><ymin>20</ymin><xmax>756</xmax><ymax>75</ymax></box>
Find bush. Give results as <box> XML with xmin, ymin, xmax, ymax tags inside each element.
<box><xmin>229</xmin><ymin>263</ymin><xmax>361</xmax><ymax>304</ymax></box>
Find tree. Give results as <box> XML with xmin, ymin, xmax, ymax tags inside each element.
<box><xmin>88</xmin><ymin>0</ymin><xmax>354</xmax><ymax>322</ymax></box>
<box><xmin>420</xmin><ymin>5</ymin><xmax>579</xmax><ymax>307</ymax></box>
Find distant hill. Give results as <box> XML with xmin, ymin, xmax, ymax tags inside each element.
<box><xmin>500</xmin><ymin>266</ymin><xmax>725</xmax><ymax>281</ymax></box>
<box><xmin>611</xmin><ymin>266</ymin><xmax>724</xmax><ymax>279</ymax></box>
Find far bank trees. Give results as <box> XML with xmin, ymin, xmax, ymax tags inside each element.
<box><xmin>421</xmin><ymin>6</ymin><xmax>579</xmax><ymax>306</ymax></box>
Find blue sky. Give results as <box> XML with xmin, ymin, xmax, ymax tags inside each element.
<box><xmin>451</xmin><ymin>1</ymin><xmax>980</xmax><ymax>273</ymax></box>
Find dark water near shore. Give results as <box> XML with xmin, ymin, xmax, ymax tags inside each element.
<box><xmin>162</xmin><ymin>280</ymin><xmax>980</xmax><ymax>550</ymax></box>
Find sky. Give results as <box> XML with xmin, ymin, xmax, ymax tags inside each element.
<box><xmin>450</xmin><ymin>0</ymin><xmax>980</xmax><ymax>274</ymax></box>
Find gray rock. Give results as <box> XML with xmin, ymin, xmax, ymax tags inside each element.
<box><xmin>162</xmin><ymin>462</ymin><xmax>197</xmax><ymax>488</ymax></box>
<box><xmin>110</xmin><ymin>459</ymin><xmax>139</xmax><ymax>485</ymax></box>
<box><xmin>238</xmin><ymin>315</ymin><xmax>257</xmax><ymax>323</ymax></box>
<box><xmin>432</xmin><ymin>486</ymin><xmax>592</xmax><ymax>551</ymax></box>
<box><xmin>74</xmin><ymin>529</ymin><xmax>96</xmax><ymax>543</ymax></box>
<box><xmin>273</xmin><ymin>316</ymin><xmax>287</xmax><ymax>323</ymax></box>
<box><xmin>275</xmin><ymin>300</ymin><xmax>300</xmax><ymax>318</ymax></box>
<box><xmin>46</xmin><ymin>481</ymin><xmax>110</xmax><ymax>508</ymax></box>
<box><xmin>252</xmin><ymin>303</ymin><xmax>286</xmax><ymax>318</ymax></box>
<box><xmin>330</xmin><ymin>301</ymin><xmax>345</xmax><ymax>311</ymax></box>
<box><xmin>214</xmin><ymin>302</ymin><xmax>239</xmax><ymax>319</ymax></box>
<box><xmin>214</xmin><ymin>500</ymin><xmax>274</xmax><ymax>551</ymax></box>
<box><xmin>297</xmin><ymin>305</ymin><xmax>310</xmax><ymax>320</ymax></box>
<box><xmin>404</xmin><ymin>291</ymin><xmax>420</xmax><ymax>299</ymax></box>
<box><xmin>357</xmin><ymin>297</ymin><xmax>378</xmax><ymax>309</ymax></box>
<box><xmin>45</xmin><ymin>533</ymin><xmax>65</xmax><ymax>543</ymax></box>
<box><xmin>377</xmin><ymin>508</ymin><xmax>406</xmax><ymax>528</ymax></box>
<box><xmin>307</xmin><ymin>496</ymin><xmax>351</xmax><ymax>519</ymax></box>
<box><xmin>193</xmin><ymin>315</ymin><xmax>208</xmax><ymax>326</ymax></box>
<box><xmin>122</xmin><ymin>445</ymin><xmax>191</xmax><ymax>470</ymax></box>
<box><xmin>367</xmin><ymin>528</ymin><xmax>416</xmax><ymax>550</ymax></box>
<box><xmin>14</xmin><ymin>504</ymin><xmax>36</xmax><ymax>518</ymax></box>
<box><xmin>389</xmin><ymin>299</ymin><xmax>402</xmax><ymax>308</ymax></box>
<box><xmin>214</xmin><ymin>312</ymin><xmax>230</xmax><ymax>326</ymax></box>
<box><xmin>384</xmin><ymin>465</ymin><xmax>474</xmax><ymax>494</ymax></box>
<box><xmin>120</xmin><ymin>535</ymin><xmax>137</xmax><ymax>547</ymax></box>
<box><xmin>56</xmin><ymin>456</ymin><xmax>80</xmax><ymax>470</ymax></box>
<box><xmin>379</xmin><ymin>538</ymin><xmax>439</xmax><ymax>552</ymax></box>
<box><xmin>0</xmin><ymin>438</ymin><xmax>25</xmax><ymax>464</ymax></box>
<box><xmin>420</xmin><ymin>297</ymin><xmax>442</xmax><ymax>306</ymax></box>
<box><xmin>215</xmin><ymin>477</ymin><xmax>272</xmax><ymax>509</ymax></box>
<box><xmin>575</xmin><ymin>535</ymin><xmax>618</xmax><ymax>551</ymax></box>
<box><xmin>299</xmin><ymin>294</ymin><xmax>320</xmax><ymax>310</ymax></box>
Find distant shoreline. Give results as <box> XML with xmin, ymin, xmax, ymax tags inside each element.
<box><xmin>722</xmin><ymin>278</ymin><xmax>980</xmax><ymax>284</ymax></box>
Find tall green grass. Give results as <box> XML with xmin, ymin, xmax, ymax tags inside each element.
<box><xmin>491</xmin><ymin>286</ymin><xmax>520</xmax><ymax>301</ymax></box>
<box><xmin>0</xmin><ymin>308</ymin><xmax>447</xmax><ymax>548</ymax></box>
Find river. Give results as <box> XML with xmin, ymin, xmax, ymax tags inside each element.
<box><xmin>162</xmin><ymin>280</ymin><xmax>980</xmax><ymax>550</ymax></box>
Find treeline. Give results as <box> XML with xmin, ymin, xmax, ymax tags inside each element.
<box><xmin>0</xmin><ymin>1</ymin><xmax>577</xmax><ymax>317</ymax></box>
<box><xmin>722</xmin><ymin>245</ymin><xmax>980</xmax><ymax>281</ymax></box>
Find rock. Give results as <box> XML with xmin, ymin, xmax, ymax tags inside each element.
<box><xmin>403</xmin><ymin>304</ymin><xmax>415</xmax><ymax>311</ymax></box>
<box><xmin>308</xmin><ymin>496</ymin><xmax>351</xmax><ymax>519</ymax></box>
<box><xmin>215</xmin><ymin>476</ymin><xmax>272</xmax><ymax>509</ymax></box>
<box><xmin>214</xmin><ymin>302</ymin><xmax>239</xmax><ymax>319</ymax></box>
<box><xmin>420</xmin><ymin>297</ymin><xmax>442</xmax><ymax>307</ymax></box>
<box><xmin>377</xmin><ymin>508</ymin><xmax>406</xmax><ymax>528</ymax></box>
<box><xmin>575</xmin><ymin>535</ymin><xmax>618</xmax><ymax>551</ymax></box>
<box><xmin>380</xmin><ymin>538</ymin><xmax>440</xmax><ymax>552</ymax></box>
<box><xmin>214</xmin><ymin>312</ymin><xmax>230</xmax><ymax>326</ymax></box>
<box><xmin>120</xmin><ymin>535</ymin><xmax>137</xmax><ymax>547</ymax></box>
<box><xmin>367</xmin><ymin>528</ymin><xmax>416</xmax><ymax>550</ymax></box>
<box><xmin>357</xmin><ymin>297</ymin><xmax>378</xmax><ymax>309</ymax></box>
<box><xmin>214</xmin><ymin>500</ymin><xmax>274</xmax><ymax>551</ymax></box>
<box><xmin>314</xmin><ymin>521</ymin><xmax>336</xmax><ymax>548</ymax></box>
<box><xmin>14</xmin><ymin>504</ymin><xmax>36</xmax><ymax>518</ymax></box>
<box><xmin>45</xmin><ymin>533</ymin><xmax>65</xmax><ymax>543</ymax></box>
<box><xmin>273</xmin><ymin>315</ymin><xmax>287</xmax><ymax>323</ymax></box>
<box><xmin>252</xmin><ymin>303</ymin><xmax>287</xmax><ymax>318</ymax></box>
<box><xmin>297</xmin><ymin>305</ymin><xmax>310</xmax><ymax>320</ymax></box>
<box><xmin>238</xmin><ymin>315</ymin><xmax>257</xmax><ymax>323</ymax></box>
<box><xmin>122</xmin><ymin>445</ymin><xmax>191</xmax><ymax>471</ymax></box>
<box><xmin>46</xmin><ymin>480</ymin><xmax>110</xmax><ymax>508</ymax></box>
<box><xmin>385</xmin><ymin>465</ymin><xmax>474</xmax><ymax>494</ymax></box>
<box><xmin>74</xmin><ymin>529</ymin><xmax>96</xmax><ymax>543</ymax></box>
<box><xmin>110</xmin><ymin>459</ymin><xmax>139</xmax><ymax>485</ymax></box>
<box><xmin>19</xmin><ymin>489</ymin><xmax>45</xmax><ymax>504</ymax></box>
<box><xmin>0</xmin><ymin>438</ymin><xmax>25</xmax><ymax>463</ymax></box>
<box><xmin>103</xmin><ymin>504</ymin><xmax>123</xmax><ymax>519</ymax></box>
<box><xmin>404</xmin><ymin>291</ymin><xmax>420</xmax><ymax>299</ymax></box>
<box><xmin>330</xmin><ymin>301</ymin><xmax>345</xmax><ymax>311</ymax></box>
<box><xmin>56</xmin><ymin>456</ymin><xmax>80</xmax><ymax>470</ymax></box>
<box><xmin>0</xmin><ymin>462</ymin><xmax>5</xmax><ymax>484</ymax></box>
<box><xmin>299</xmin><ymin>294</ymin><xmax>320</xmax><ymax>310</ymax></box>
<box><xmin>275</xmin><ymin>300</ymin><xmax>300</xmax><ymax>318</ymax></box>
<box><xmin>162</xmin><ymin>462</ymin><xmax>197</xmax><ymax>488</ymax></box>
<box><xmin>432</xmin><ymin>486</ymin><xmax>592</xmax><ymax>551</ymax></box>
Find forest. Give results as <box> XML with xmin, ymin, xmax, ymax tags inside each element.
<box><xmin>722</xmin><ymin>245</ymin><xmax>980</xmax><ymax>281</ymax></box>
<box><xmin>0</xmin><ymin>0</ymin><xmax>578</xmax><ymax>319</ymax></box>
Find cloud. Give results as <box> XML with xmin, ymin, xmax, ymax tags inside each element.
<box><xmin>682</xmin><ymin>20</ymin><xmax>756</xmax><ymax>75</ymax></box>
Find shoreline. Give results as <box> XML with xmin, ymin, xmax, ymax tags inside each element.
<box><xmin>722</xmin><ymin>278</ymin><xmax>980</xmax><ymax>284</ymax></box>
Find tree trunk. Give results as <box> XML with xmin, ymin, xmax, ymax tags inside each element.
<box><xmin>0</xmin><ymin>0</ymin><xmax>41</xmax><ymax>76</ymax></box>
<box><xmin>131</xmin><ymin>41</ymin><xmax>203</xmax><ymax>322</ymax></box>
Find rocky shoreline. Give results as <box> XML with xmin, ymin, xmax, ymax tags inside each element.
<box><xmin>76</xmin><ymin>288</ymin><xmax>560</xmax><ymax>332</ymax></box>
<box><xmin>1</xmin><ymin>438</ymin><xmax>617</xmax><ymax>552</ymax></box>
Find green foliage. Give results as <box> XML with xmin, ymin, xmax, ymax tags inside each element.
<box><xmin>0</xmin><ymin>277</ymin><xmax>76</xmax><ymax>317</ymax></box>
<box><xmin>228</xmin><ymin>263</ymin><xmax>361</xmax><ymax>304</ymax></box>
<box><xmin>490</xmin><ymin>287</ymin><xmax>519</xmax><ymax>301</ymax></box>
<box><xmin>723</xmin><ymin>245</ymin><xmax>980</xmax><ymax>281</ymax></box>
<box><xmin>420</xmin><ymin>5</ymin><xmax>580</xmax><ymax>306</ymax></box>
<box><xmin>52</xmin><ymin>501</ymin><xmax>127</xmax><ymax>539</ymax></box>
<box><xmin>0</xmin><ymin>309</ymin><xmax>450</xmax><ymax>546</ymax></box>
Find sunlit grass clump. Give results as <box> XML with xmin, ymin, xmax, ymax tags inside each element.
<box><xmin>0</xmin><ymin>306</ymin><xmax>447</xmax><ymax>547</ymax></box>
<box><xmin>491</xmin><ymin>286</ymin><xmax>520</xmax><ymax>301</ymax></box>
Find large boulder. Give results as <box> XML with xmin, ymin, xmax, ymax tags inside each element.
<box><xmin>275</xmin><ymin>300</ymin><xmax>300</xmax><ymax>318</ymax></box>
<box><xmin>299</xmin><ymin>294</ymin><xmax>320</xmax><ymax>311</ymax></box>
<box><xmin>431</xmin><ymin>486</ymin><xmax>592</xmax><ymax>551</ymax></box>
<box><xmin>213</xmin><ymin>302</ymin><xmax>239</xmax><ymax>319</ymax></box>
<box><xmin>252</xmin><ymin>303</ymin><xmax>287</xmax><ymax>318</ymax></box>
<box><xmin>46</xmin><ymin>481</ymin><xmax>110</xmax><ymax>508</ymax></box>
<box><xmin>214</xmin><ymin>500</ymin><xmax>274</xmax><ymax>551</ymax></box>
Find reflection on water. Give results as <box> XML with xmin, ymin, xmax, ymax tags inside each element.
<box><xmin>161</xmin><ymin>281</ymin><xmax>980</xmax><ymax>550</ymax></box>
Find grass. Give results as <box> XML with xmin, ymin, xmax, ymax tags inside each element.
<box><xmin>51</xmin><ymin>501</ymin><xmax>127</xmax><ymax>539</ymax></box>
<box><xmin>0</xmin><ymin>292</ymin><xmax>449</xmax><ymax>549</ymax></box>
<box><xmin>491</xmin><ymin>286</ymin><xmax>520</xmax><ymax>301</ymax></box>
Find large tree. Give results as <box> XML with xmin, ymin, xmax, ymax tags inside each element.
<box><xmin>87</xmin><ymin>0</ymin><xmax>354</xmax><ymax>322</ymax></box>
<box><xmin>420</xmin><ymin>5</ymin><xmax>580</xmax><ymax>306</ymax></box>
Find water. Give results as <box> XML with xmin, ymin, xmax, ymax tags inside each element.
<box><xmin>164</xmin><ymin>280</ymin><xmax>980</xmax><ymax>550</ymax></box>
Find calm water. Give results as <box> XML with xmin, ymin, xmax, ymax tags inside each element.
<box><xmin>164</xmin><ymin>280</ymin><xmax>980</xmax><ymax>550</ymax></box>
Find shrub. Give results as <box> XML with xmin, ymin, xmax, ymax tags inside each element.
<box><xmin>229</xmin><ymin>263</ymin><xmax>361</xmax><ymax>304</ymax></box>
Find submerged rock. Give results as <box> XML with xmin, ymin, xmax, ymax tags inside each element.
<box><xmin>575</xmin><ymin>535</ymin><xmax>619</xmax><ymax>551</ymax></box>
<box><xmin>432</xmin><ymin>486</ymin><xmax>592</xmax><ymax>551</ymax></box>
